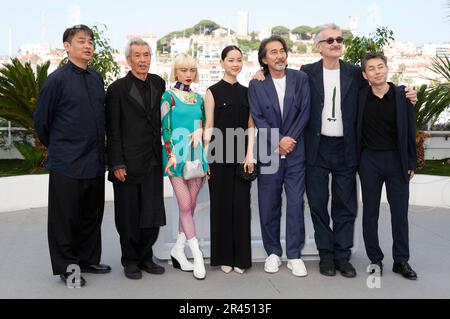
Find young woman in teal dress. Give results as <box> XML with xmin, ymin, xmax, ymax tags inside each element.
<box><xmin>161</xmin><ymin>54</ymin><xmax>208</xmax><ymax>280</ymax></box>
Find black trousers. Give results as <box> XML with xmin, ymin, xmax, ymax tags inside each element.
<box><xmin>359</xmin><ymin>149</ymin><xmax>410</xmax><ymax>263</ymax></box>
<box><xmin>48</xmin><ymin>172</ymin><xmax>105</xmax><ymax>275</ymax></box>
<box><xmin>306</xmin><ymin>136</ymin><xmax>358</xmax><ymax>262</ymax></box>
<box><xmin>113</xmin><ymin>181</ymin><xmax>160</xmax><ymax>267</ymax></box>
<box><xmin>208</xmin><ymin>164</ymin><xmax>252</xmax><ymax>269</ymax></box>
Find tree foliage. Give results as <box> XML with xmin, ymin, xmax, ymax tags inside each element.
<box><xmin>343</xmin><ymin>27</ymin><xmax>394</xmax><ymax>65</ymax></box>
<box><xmin>415</xmin><ymin>56</ymin><xmax>450</xmax><ymax>130</ymax></box>
<box><xmin>0</xmin><ymin>58</ymin><xmax>49</xmax><ymax>134</ymax></box>
<box><xmin>272</xmin><ymin>26</ymin><xmax>290</xmax><ymax>37</ymax></box>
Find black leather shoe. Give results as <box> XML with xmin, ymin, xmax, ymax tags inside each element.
<box><xmin>60</xmin><ymin>272</ymin><xmax>86</xmax><ymax>287</ymax></box>
<box><xmin>139</xmin><ymin>260</ymin><xmax>165</xmax><ymax>275</ymax></box>
<box><xmin>369</xmin><ymin>261</ymin><xmax>383</xmax><ymax>276</ymax></box>
<box><xmin>335</xmin><ymin>260</ymin><xmax>357</xmax><ymax>278</ymax></box>
<box><xmin>81</xmin><ymin>264</ymin><xmax>111</xmax><ymax>274</ymax></box>
<box><xmin>124</xmin><ymin>264</ymin><xmax>142</xmax><ymax>280</ymax></box>
<box><xmin>319</xmin><ymin>260</ymin><xmax>336</xmax><ymax>277</ymax></box>
<box><xmin>393</xmin><ymin>262</ymin><xmax>417</xmax><ymax>280</ymax></box>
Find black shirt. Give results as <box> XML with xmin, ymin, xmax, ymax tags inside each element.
<box><xmin>34</xmin><ymin>60</ymin><xmax>106</xmax><ymax>179</ymax></box>
<box><xmin>209</xmin><ymin>80</ymin><xmax>249</xmax><ymax>164</ymax></box>
<box><xmin>130</xmin><ymin>72</ymin><xmax>152</xmax><ymax>110</ymax></box>
<box><xmin>362</xmin><ymin>82</ymin><xmax>398</xmax><ymax>151</ymax></box>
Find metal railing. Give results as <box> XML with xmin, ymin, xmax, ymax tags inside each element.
<box><xmin>0</xmin><ymin>122</ymin><xmax>27</xmax><ymax>146</ymax></box>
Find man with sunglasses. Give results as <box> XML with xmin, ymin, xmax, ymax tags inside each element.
<box><xmin>35</xmin><ymin>24</ymin><xmax>111</xmax><ymax>287</ymax></box>
<box><xmin>301</xmin><ymin>23</ymin><xmax>417</xmax><ymax>278</ymax></box>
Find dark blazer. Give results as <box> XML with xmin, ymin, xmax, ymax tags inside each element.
<box><xmin>248</xmin><ymin>68</ymin><xmax>311</xmax><ymax>166</ymax></box>
<box><xmin>301</xmin><ymin>59</ymin><xmax>367</xmax><ymax>167</ymax></box>
<box><xmin>106</xmin><ymin>72</ymin><xmax>165</xmax><ymax>183</ymax></box>
<box><xmin>357</xmin><ymin>85</ymin><xmax>417</xmax><ymax>182</ymax></box>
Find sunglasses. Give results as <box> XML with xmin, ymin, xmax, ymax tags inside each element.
<box><xmin>319</xmin><ymin>36</ymin><xmax>344</xmax><ymax>45</ymax></box>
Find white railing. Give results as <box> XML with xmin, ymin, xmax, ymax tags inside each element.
<box><xmin>0</xmin><ymin>122</ymin><xmax>27</xmax><ymax>146</ymax></box>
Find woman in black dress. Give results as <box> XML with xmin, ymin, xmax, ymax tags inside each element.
<box><xmin>204</xmin><ymin>46</ymin><xmax>256</xmax><ymax>274</ymax></box>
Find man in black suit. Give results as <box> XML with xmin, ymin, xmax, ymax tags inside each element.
<box><xmin>357</xmin><ymin>53</ymin><xmax>417</xmax><ymax>280</ymax></box>
<box><xmin>106</xmin><ymin>38</ymin><xmax>166</xmax><ymax>280</ymax></box>
<box><xmin>35</xmin><ymin>25</ymin><xmax>111</xmax><ymax>288</ymax></box>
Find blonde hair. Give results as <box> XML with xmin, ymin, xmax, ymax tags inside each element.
<box><xmin>170</xmin><ymin>54</ymin><xmax>199</xmax><ymax>83</ymax></box>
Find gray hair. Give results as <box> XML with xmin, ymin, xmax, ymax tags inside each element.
<box><xmin>314</xmin><ymin>23</ymin><xmax>342</xmax><ymax>44</ymax></box>
<box><xmin>125</xmin><ymin>38</ymin><xmax>151</xmax><ymax>58</ymax></box>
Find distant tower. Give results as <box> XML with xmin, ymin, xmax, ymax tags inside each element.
<box><xmin>348</xmin><ymin>16</ymin><xmax>359</xmax><ymax>37</ymax></box>
<box><xmin>237</xmin><ymin>11</ymin><xmax>249</xmax><ymax>37</ymax></box>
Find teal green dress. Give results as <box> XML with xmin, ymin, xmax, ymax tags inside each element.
<box><xmin>161</xmin><ymin>87</ymin><xmax>208</xmax><ymax>177</ymax></box>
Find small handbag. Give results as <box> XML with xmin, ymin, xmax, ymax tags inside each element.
<box><xmin>236</xmin><ymin>163</ymin><xmax>259</xmax><ymax>182</ymax></box>
<box><xmin>182</xmin><ymin>145</ymin><xmax>205</xmax><ymax>180</ymax></box>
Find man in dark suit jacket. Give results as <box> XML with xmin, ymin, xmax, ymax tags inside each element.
<box><xmin>301</xmin><ymin>24</ymin><xmax>363</xmax><ymax>278</ymax></box>
<box><xmin>35</xmin><ymin>25</ymin><xmax>111</xmax><ymax>288</ymax></box>
<box><xmin>106</xmin><ymin>39</ymin><xmax>166</xmax><ymax>280</ymax></box>
<box><xmin>357</xmin><ymin>53</ymin><xmax>417</xmax><ymax>280</ymax></box>
<box><xmin>300</xmin><ymin>24</ymin><xmax>418</xmax><ymax>278</ymax></box>
<box><xmin>249</xmin><ymin>36</ymin><xmax>311</xmax><ymax>277</ymax></box>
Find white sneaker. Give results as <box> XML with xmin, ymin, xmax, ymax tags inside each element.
<box><xmin>221</xmin><ymin>266</ymin><xmax>233</xmax><ymax>274</ymax></box>
<box><xmin>234</xmin><ymin>267</ymin><xmax>245</xmax><ymax>274</ymax></box>
<box><xmin>287</xmin><ymin>259</ymin><xmax>308</xmax><ymax>277</ymax></box>
<box><xmin>264</xmin><ymin>254</ymin><xmax>282</xmax><ymax>273</ymax></box>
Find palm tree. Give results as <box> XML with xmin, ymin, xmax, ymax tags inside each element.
<box><xmin>415</xmin><ymin>55</ymin><xmax>450</xmax><ymax>170</ymax></box>
<box><xmin>0</xmin><ymin>58</ymin><xmax>50</xmax><ymax>170</ymax></box>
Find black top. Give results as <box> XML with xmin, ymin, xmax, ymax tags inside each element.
<box><xmin>131</xmin><ymin>73</ymin><xmax>152</xmax><ymax>111</ymax></box>
<box><xmin>209</xmin><ymin>80</ymin><xmax>249</xmax><ymax>164</ymax></box>
<box><xmin>362</xmin><ymin>82</ymin><xmax>398</xmax><ymax>151</ymax></box>
<box><xmin>34</xmin><ymin>60</ymin><xmax>105</xmax><ymax>179</ymax></box>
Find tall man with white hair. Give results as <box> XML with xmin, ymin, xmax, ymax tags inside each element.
<box><xmin>301</xmin><ymin>23</ymin><xmax>417</xmax><ymax>278</ymax></box>
<box><xmin>106</xmin><ymin>39</ymin><xmax>166</xmax><ymax>280</ymax></box>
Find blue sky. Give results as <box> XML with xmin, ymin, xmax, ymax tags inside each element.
<box><xmin>1</xmin><ymin>0</ymin><xmax>449</xmax><ymax>55</ymax></box>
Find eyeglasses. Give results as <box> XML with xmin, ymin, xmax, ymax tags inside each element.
<box><xmin>319</xmin><ymin>36</ymin><xmax>344</xmax><ymax>45</ymax></box>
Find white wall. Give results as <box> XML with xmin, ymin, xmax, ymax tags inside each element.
<box><xmin>1</xmin><ymin>174</ymin><xmax>448</xmax><ymax>212</ymax></box>
<box><xmin>0</xmin><ymin>175</ymin><xmax>173</xmax><ymax>213</ymax></box>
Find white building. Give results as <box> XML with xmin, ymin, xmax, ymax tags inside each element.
<box><xmin>237</xmin><ymin>11</ymin><xmax>249</xmax><ymax>37</ymax></box>
<box><xmin>18</xmin><ymin>43</ymin><xmax>52</xmax><ymax>56</ymax></box>
<box><xmin>436</xmin><ymin>44</ymin><xmax>450</xmax><ymax>58</ymax></box>
<box><xmin>170</xmin><ymin>37</ymin><xmax>192</xmax><ymax>58</ymax></box>
<box><xmin>258</xmin><ymin>27</ymin><xmax>272</xmax><ymax>41</ymax></box>
<box><xmin>348</xmin><ymin>16</ymin><xmax>359</xmax><ymax>37</ymax></box>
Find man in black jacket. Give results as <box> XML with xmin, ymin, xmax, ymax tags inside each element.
<box><xmin>35</xmin><ymin>25</ymin><xmax>111</xmax><ymax>287</ymax></box>
<box><xmin>357</xmin><ymin>53</ymin><xmax>417</xmax><ymax>280</ymax></box>
<box><xmin>106</xmin><ymin>38</ymin><xmax>166</xmax><ymax>280</ymax></box>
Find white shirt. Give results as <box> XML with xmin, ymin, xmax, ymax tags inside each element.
<box><xmin>273</xmin><ymin>76</ymin><xmax>286</xmax><ymax>118</ymax></box>
<box><xmin>321</xmin><ymin>68</ymin><xmax>344</xmax><ymax>137</ymax></box>
<box><xmin>273</xmin><ymin>76</ymin><xmax>287</xmax><ymax>159</ymax></box>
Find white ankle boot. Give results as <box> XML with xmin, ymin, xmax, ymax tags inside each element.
<box><xmin>170</xmin><ymin>233</ymin><xmax>194</xmax><ymax>272</ymax></box>
<box><xmin>187</xmin><ymin>237</ymin><xmax>206</xmax><ymax>280</ymax></box>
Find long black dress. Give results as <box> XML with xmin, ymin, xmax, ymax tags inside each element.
<box><xmin>208</xmin><ymin>79</ymin><xmax>252</xmax><ymax>269</ymax></box>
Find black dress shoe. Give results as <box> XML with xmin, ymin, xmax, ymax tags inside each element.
<box><xmin>139</xmin><ymin>260</ymin><xmax>165</xmax><ymax>275</ymax></box>
<box><xmin>369</xmin><ymin>261</ymin><xmax>383</xmax><ymax>276</ymax></box>
<box><xmin>319</xmin><ymin>260</ymin><xmax>336</xmax><ymax>277</ymax></box>
<box><xmin>124</xmin><ymin>264</ymin><xmax>142</xmax><ymax>280</ymax></box>
<box><xmin>60</xmin><ymin>272</ymin><xmax>86</xmax><ymax>287</ymax></box>
<box><xmin>393</xmin><ymin>262</ymin><xmax>417</xmax><ymax>280</ymax></box>
<box><xmin>335</xmin><ymin>260</ymin><xmax>357</xmax><ymax>278</ymax></box>
<box><xmin>81</xmin><ymin>264</ymin><xmax>111</xmax><ymax>274</ymax></box>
